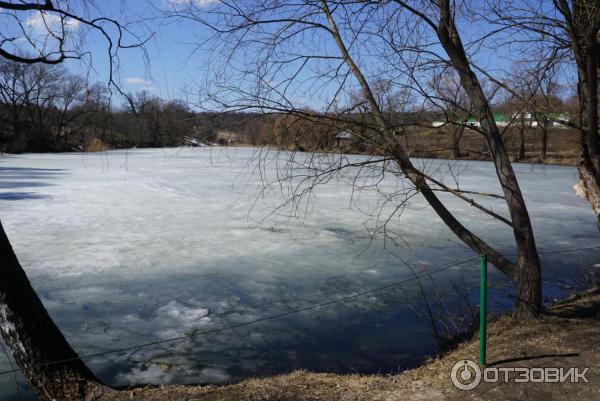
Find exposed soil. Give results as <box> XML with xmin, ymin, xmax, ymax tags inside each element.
<box><xmin>102</xmin><ymin>286</ymin><xmax>600</xmax><ymax>401</ymax></box>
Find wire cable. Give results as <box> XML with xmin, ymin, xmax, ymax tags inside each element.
<box><xmin>0</xmin><ymin>255</ymin><xmax>480</xmax><ymax>376</ymax></box>
<box><xmin>0</xmin><ymin>244</ymin><xmax>599</xmax><ymax>376</ymax></box>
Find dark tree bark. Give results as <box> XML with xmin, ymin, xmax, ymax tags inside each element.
<box><xmin>451</xmin><ymin>125</ymin><xmax>464</xmax><ymax>158</ymax></box>
<box><xmin>322</xmin><ymin>0</ymin><xmax>541</xmax><ymax>318</ymax></box>
<box><xmin>517</xmin><ymin>116</ymin><xmax>527</xmax><ymax>161</ymax></box>
<box><xmin>556</xmin><ymin>0</ymin><xmax>600</xmax><ymax>229</ymax></box>
<box><xmin>432</xmin><ymin>0</ymin><xmax>542</xmax><ymax>317</ymax></box>
<box><xmin>483</xmin><ymin>0</ymin><xmax>599</xmax><ymax>227</ymax></box>
<box><xmin>541</xmin><ymin>125</ymin><xmax>548</xmax><ymax>160</ymax></box>
<box><xmin>0</xmin><ymin>220</ymin><xmax>113</xmax><ymax>401</ymax></box>
<box><xmin>0</xmin><ymin>3</ymin><xmax>144</xmax><ymax>399</ymax></box>
<box><xmin>535</xmin><ymin>113</ymin><xmax>549</xmax><ymax>160</ymax></box>
<box><xmin>576</xmin><ymin>149</ymin><xmax>600</xmax><ymax>230</ymax></box>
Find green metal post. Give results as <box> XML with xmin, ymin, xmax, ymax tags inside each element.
<box><xmin>479</xmin><ymin>254</ymin><xmax>487</xmax><ymax>366</ymax></box>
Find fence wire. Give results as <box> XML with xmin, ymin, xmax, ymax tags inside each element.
<box><xmin>0</xmin><ymin>244</ymin><xmax>599</xmax><ymax>377</ymax></box>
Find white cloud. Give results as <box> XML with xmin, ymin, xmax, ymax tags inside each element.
<box><xmin>26</xmin><ymin>12</ymin><xmax>80</xmax><ymax>33</ymax></box>
<box><xmin>125</xmin><ymin>77</ymin><xmax>151</xmax><ymax>86</ymax></box>
<box><xmin>125</xmin><ymin>77</ymin><xmax>157</xmax><ymax>91</ymax></box>
<box><xmin>166</xmin><ymin>0</ymin><xmax>220</xmax><ymax>9</ymax></box>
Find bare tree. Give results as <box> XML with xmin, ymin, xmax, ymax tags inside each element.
<box><xmin>22</xmin><ymin>64</ymin><xmax>63</xmax><ymax>149</ymax></box>
<box><xmin>131</xmin><ymin>90</ymin><xmax>163</xmax><ymax>146</ymax></box>
<box><xmin>530</xmin><ymin>63</ymin><xmax>562</xmax><ymax>161</ymax></box>
<box><xmin>0</xmin><ymin>1</ymin><xmax>146</xmax><ymax>400</ymax></box>
<box><xmin>76</xmin><ymin>82</ymin><xmax>113</xmax><ymax>146</ymax></box>
<box><xmin>0</xmin><ymin>61</ymin><xmax>111</xmax><ymax>151</ymax></box>
<box><xmin>556</xmin><ymin>0</ymin><xmax>600</xmax><ymax>229</ymax></box>
<box><xmin>0</xmin><ymin>61</ymin><xmax>31</xmax><ymax>151</ymax></box>
<box><xmin>0</xmin><ymin>224</ymin><xmax>111</xmax><ymax>400</ymax></box>
<box><xmin>53</xmin><ymin>73</ymin><xmax>87</xmax><ymax>148</ymax></box>
<box><xmin>503</xmin><ymin>65</ymin><xmax>539</xmax><ymax>162</ymax></box>
<box><xmin>162</xmin><ymin>99</ymin><xmax>193</xmax><ymax>144</ymax></box>
<box><xmin>166</xmin><ymin>0</ymin><xmax>543</xmax><ymax>318</ymax></box>
<box><xmin>429</xmin><ymin>70</ymin><xmax>471</xmax><ymax>158</ymax></box>
<box><xmin>273</xmin><ymin>113</ymin><xmax>338</xmax><ymax>152</ymax></box>
<box><xmin>124</xmin><ymin>91</ymin><xmax>192</xmax><ymax>147</ymax></box>
<box><xmin>486</xmin><ymin>0</ymin><xmax>600</xmax><ymax>228</ymax></box>
<box><xmin>85</xmin><ymin>83</ymin><xmax>112</xmax><ymax>129</ymax></box>
<box><xmin>0</xmin><ymin>0</ymin><xmax>149</xmax><ymax>80</ymax></box>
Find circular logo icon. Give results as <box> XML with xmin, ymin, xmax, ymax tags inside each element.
<box><xmin>450</xmin><ymin>359</ymin><xmax>481</xmax><ymax>390</ymax></box>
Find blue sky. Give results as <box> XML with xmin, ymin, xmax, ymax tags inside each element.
<box><xmin>0</xmin><ymin>0</ymin><xmax>201</xmax><ymax>99</ymax></box>
<box><xmin>61</xmin><ymin>1</ymin><xmax>215</xmax><ymax>101</ymax></box>
<box><xmin>4</xmin><ymin>0</ymin><xmax>571</xmax><ymax>110</ymax></box>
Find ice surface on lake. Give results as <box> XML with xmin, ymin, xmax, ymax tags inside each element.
<box><xmin>0</xmin><ymin>147</ymin><xmax>599</xmax><ymax>400</ymax></box>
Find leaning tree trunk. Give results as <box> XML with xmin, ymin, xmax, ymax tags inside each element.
<box><xmin>0</xmin><ymin>220</ymin><xmax>113</xmax><ymax>401</ymax></box>
<box><xmin>484</xmin><ymin>121</ymin><xmax>542</xmax><ymax>319</ymax></box>
<box><xmin>434</xmin><ymin>0</ymin><xmax>542</xmax><ymax>318</ymax></box>
<box><xmin>322</xmin><ymin>0</ymin><xmax>542</xmax><ymax>318</ymax></box>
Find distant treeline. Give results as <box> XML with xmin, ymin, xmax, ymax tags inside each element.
<box><xmin>0</xmin><ymin>60</ymin><xmax>278</xmax><ymax>153</ymax></box>
<box><xmin>268</xmin><ymin>109</ymin><xmax>581</xmax><ymax>164</ymax></box>
<box><xmin>0</xmin><ymin>59</ymin><xmax>579</xmax><ymax>165</ymax></box>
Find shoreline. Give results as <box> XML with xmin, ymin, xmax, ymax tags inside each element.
<box><xmin>1</xmin><ymin>144</ymin><xmax>581</xmax><ymax>167</ymax></box>
<box><xmin>104</xmin><ymin>285</ymin><xmax>600</xmax><ymax>400</ymax></box>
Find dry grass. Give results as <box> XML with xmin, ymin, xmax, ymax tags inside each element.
<box><xmin>85</xmin><ymin>138</ymin><xmax>110</xmax><ymax>152</ymax></box>
<box><xmin>403</xmin><ymin>127</ymin><xmax>581</xmax><ymax>165</ymax></box>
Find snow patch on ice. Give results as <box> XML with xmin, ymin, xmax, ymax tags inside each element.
<box><xmin>1</xmin><ymin>147</ymin><xmax>599</xmax><ymax>398</ymax></box>
<box><xmin>156</xmin><ymin>300</ymin><xmax>210</xmax><ymax>323</ymax></box>
<box><xmin>116</xmin><ymin>363</ymin><xmax>177</xmax><ymax>385</ymax></box>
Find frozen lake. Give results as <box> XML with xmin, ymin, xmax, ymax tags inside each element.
<box><xmin>0</xmin><ymin>147</ymin><xmax>599</xmax><ymax>400</ymax></box>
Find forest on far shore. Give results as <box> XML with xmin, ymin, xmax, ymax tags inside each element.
<box><xmin>0</xmin><ymin>59</ymin><xmax>580</xmax><ymax>165</ymax></box>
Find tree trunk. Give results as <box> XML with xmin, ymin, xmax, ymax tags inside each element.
<box><xmin>562</xmin><ymin>1</ymin><xmax>600</xmax><ymax>230</ymax></box>
<box><xmin>323</xmin><ymin>0</ymin><xmax>542</xmax><ymax>318</ymax></box>
<box><xmin>574</xmin><ymin>151</ymin><xmax>600</xmax><ymax>230</ymax></box>
<box><xmin>451</xmin><ymin>125</ymin><xmax>464</xmax><ymax>158</ymax></box>
<box><xmin>513</xmin><ymin>258</ymin><xmax>542</xmax><ymax>319</ymax></box>
<box><xmin>516</xmin><ymin>117</ymin><xmax>526</xmax><ymax>161</ymax></box>
<box><xmin>484</xmin><ymin>129</ymin><xmax>542</xmax><ymax>318</ymax></box>
<box><xmin>518</xmin><ymin>133</ymin><xmax>526</xmax><ymax>161</ymax></box>
<box><xmin>0</xmin><ymin>220</ymin><xmax>113</xmax><ymax>401</ymax></box>
<box><xmin>575</xmin><ymin>60</ymin><xmax>600</xmax><ymax>230</ymax></box>
<box><xmin>541</xmin><ymin>123</ymin><xmax>548</xmax><ymax>160</ymax></box>
<box><xmin>435</xmin><ymin>0</ymin><xmax>542</xmax><ymax>318</ymax></box>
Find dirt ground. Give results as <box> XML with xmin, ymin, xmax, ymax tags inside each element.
<box><xmin>105</xmin><ymin>287</ymin><xmax>600</xmax><ymax>401</ymax></box>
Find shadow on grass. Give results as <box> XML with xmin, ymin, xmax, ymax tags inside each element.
<box><xmin>487</xmin><ymin>352</ymin><xmax>580</xmax><ymax>367</ymax></box>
